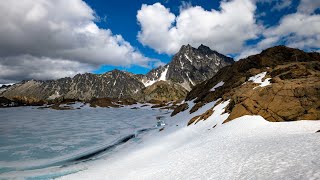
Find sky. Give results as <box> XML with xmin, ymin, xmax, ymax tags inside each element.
<box><xmin>0</xmin><ymin>0</ymin><xmax>319</xmax><ymax>84</ymax></box>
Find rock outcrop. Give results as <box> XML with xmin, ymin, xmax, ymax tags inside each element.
<box><xmin>134</xmin><ymin>81</ymin><xmax>188</xmax><ymax>102</ymax></box>
<box><xmin>175</xmin><ymin>46</ymin><xmax>320</xmax><ymax>123</ymax></box>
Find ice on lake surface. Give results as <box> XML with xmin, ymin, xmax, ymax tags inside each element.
<box><xmin>0</xmin><ymin>103</ymin><xmax>170</xmax><ymax>178</ymax></box>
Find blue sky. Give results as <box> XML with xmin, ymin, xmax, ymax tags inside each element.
<box><xmin>0</xmin><ymin>0</ymin><xmax>319</xmax><ymax>83</ymax></box>
<box><xmin>83</xmin><ymin>0</ymin><xmax>315</xmax><ymax>74</ymax></box>
<box><xmin>88</xmin><ymin>0</ymin><xmax>222</xmax><ymax>74</ymax></box>
<box><xmin>88</xmin><ymin>0</ymin><xmax>172</xmax><ymax>74</ymax></box>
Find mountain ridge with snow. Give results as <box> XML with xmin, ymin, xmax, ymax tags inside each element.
<box><xmin>0</xmin><ymin>44</ymin><xmax>232</xmax><ymax>103</ymax></box>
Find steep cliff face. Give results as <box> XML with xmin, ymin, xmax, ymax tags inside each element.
<box><xmin>142</xmin><ymin>44</ymin><xmax>234</xmax><ymax>90</ymax></box>
<box><xmin>174</xmin><ymin>46</ymin><xmax>320</xmax><ymax>124</ymax></box>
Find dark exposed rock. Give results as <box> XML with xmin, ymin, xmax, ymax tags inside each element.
<box><xmin>89</xmin><ymin>98</ymin><xmax>121</xmax><ymax>108</ymax></box>
<box><xmin>151</xmin><ymin>104</ymin><xmax>165</xmax><ymax>108</ymax></box>
<box><xmin>0</xmin><ymin>97</ymin><xmax>20</xmax><ymax>107</ymax></box>
<box><xmin>50</xmin><ymin>104</ymin><xmax>74</xmax><ymax>110</ymax></box>
<box><xmin>87</xmin><ymin>97</ymin><xmax>137</xmax><ymax>108</ymax></box>
<box><xmin>188</xmin><ymin>108</ymin><xmax>214</xmax><ymax>126</ymax></box>
<box><xmin>142</xmin><ymin>44</ymin><xmax>234</xmax><ymax>91</ymax></box>
<box><xmin>0</xmin><ymin>97</ymin><xmax>12</xmax><ymax>104</ymax></box>
<box><xmin>171</xmin><ymin>103</ymin><xmax>189</xmax><ymax>116</ymax></box>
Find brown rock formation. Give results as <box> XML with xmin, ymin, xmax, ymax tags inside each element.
<box><xmin>177</xmin><ymin>46</ymin><xmax>320</xmax><ymax>123</ymax></box>
<box><xmin>134</xmin><ymin>81</ymin><xmax>188</xmax><ymax>103</ymax></box>
<box><xmin>171</xmin><ymin>103</ymin><xmax>189</xmax><ymax>116</ymax></box>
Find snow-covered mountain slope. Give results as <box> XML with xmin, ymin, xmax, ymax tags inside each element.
<box><xmin>140</xmin><ymin>65</ymin><xmax>170</xmax><ymax>87</ymax></box>
<box><xmin>58</xmin><ymin>99</ymin><xmax>320</xmax><ymax>180</ymax></box>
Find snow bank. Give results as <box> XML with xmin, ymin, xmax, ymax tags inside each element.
<box><xmin>142</xmin><ymin>66</ymin><xmax>169</xmax><ymax>87</ymax></box>
<box><xmin>248</xmin><ymin>72</ymin><xmax>271</xmax><ymax>88</ymax></box>
<box><xmin>142</xmin><ymin>79</ymin><xmax>157</xmax><ymax>87</ymax></box>
<box><xmin>210</xmin><ymin>81</ymin><xmax>224</xmax><ymax>92</ymax></box>
<box><xmin>59</xmin><ymin>106</ymin><xmax>320</xmax><ymax>180</ymax></box>
<box><xmin>159</xmin><ymin>66</ymin><xmax>169</xmax><ymax>81</ymax></box>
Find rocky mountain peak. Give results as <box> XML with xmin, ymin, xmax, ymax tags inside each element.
<box><xmin>104</xmin><ymin>69</ymin><xmax>125</xmax><ymax>75</ymax></box>
<box><xmin>142</xmin><ymin>44</ymin><xmax>233</xmax><ymax>91</ymax></box>
<box><xmin>180</xmin><ymin>44</ymin><xmax>193</xmax><ymax>51</ymax></box>
<box><xmin>197</xmin><ymin>44</ymin><xmax>212</xmax><ymax>53</ymax></box>
<box><xmin>167</xmin><ymin>44</ymin><xmax>234</xmax><ymax>90</ymax></box>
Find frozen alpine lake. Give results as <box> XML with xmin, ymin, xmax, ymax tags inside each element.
<box><xmin>0</xmin><ymin>104</ymin><xmax>170</xmax><ymax>179</ymax></box>
<box><xmin>1</xmin><ymin>101</ymin><xmax>320</xmax><ymax>180</ymax></box>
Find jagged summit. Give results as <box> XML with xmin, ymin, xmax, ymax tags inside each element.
<box><xmin>142</xmin><ymin>44</ymin><xmax>234</xmax><ymax>90</ymax></box>
<box><xmin>198</xmin><ymin>44</ymin><xmax>212</xmax><ymax>52</ymax></box>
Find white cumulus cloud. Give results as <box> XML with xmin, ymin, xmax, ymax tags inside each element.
<box><xmin>297</xmin><ymin>0</ymin><xmax>320</xmax><ymax>14</ymax></box>
<box><xmin>237</xmin><ymin>0</ymin><xmax>320</xmax><ymax>60</ymax></box>
<box><xmin>0</xmin><ymin>55</ymin><xmax>92</xmax><ymax>83</ymax></box>
<box><xmin>137</xmin><ymin>0</ymin><xmax>261</xmax><ymax>55</ymax></box>
<box><xmin>0</xmin><ymin>0</ymin><xmax>155</xmax><ymax>83</ymax></box>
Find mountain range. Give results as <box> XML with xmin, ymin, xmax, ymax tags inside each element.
<box><xmin>0</xmin><ymin>44</ymin><xmax>233</xmax><ymax>103</ymax></box>
<box><xmin>1</xmin><ymin>44</ymin><xmax>319</xmax><ymax>122</ymax></box>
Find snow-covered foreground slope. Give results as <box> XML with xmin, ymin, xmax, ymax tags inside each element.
<box><xmin>60</xmin><ymin>101</ymin><xmax>320</xmax><ymax>180</ymax></box>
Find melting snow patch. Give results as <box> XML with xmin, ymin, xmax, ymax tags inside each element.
<box><xmin>142</xmin><ymin>66</ymin><xmax>169</xmax><ymax>87</ymax></box>
<box><xmin>48</xmin><ymin>91</ymin><xmax>61</xmax><ymax>100</ymax></box>
<box><xmin>248</xmin><ymin>72</ymin><xmax>271</xmax><ymax>89</ymax></box>
<box><xmin>179</xmin><ymin>60</ymin><xmax>184</xmax><ymax>69</ymax></box>
<box><xmin>184</xmin><ymin>54</ymin><xmax>192</xmax><ymax>63</ymax></box>
<box><xmin>210</xmin><ymin>81</ymin><xmax>224</xmax><ymax>92</ymax></box>
<box><xmin>142</xmin><ymin>79</ymin><xmax>156</xmax><ymax>87</ymax></box>
<box><xmin>159</xmin><ymin>66</ymin><xmax>169</xmax><ymax>81</ymax></box>
<box><xmin>189</xmin><ymin>100</ymin><xmax>230</xmax><ymax>127</ymax></box>
<box><xmin>186</xmin><ymin>73</ymin><xmax>195</xmax><ymax>86</ymax></box>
